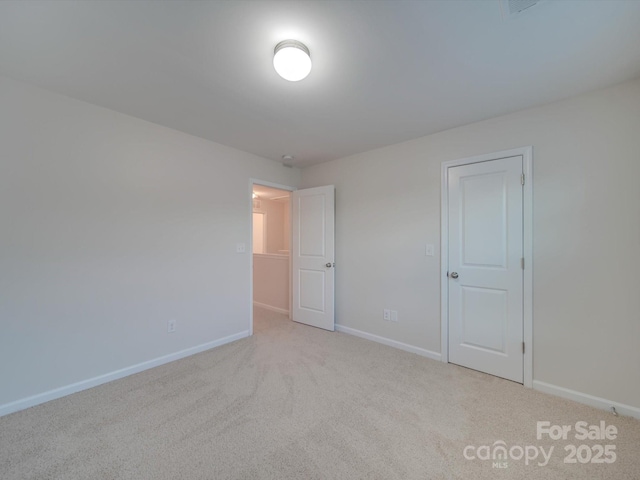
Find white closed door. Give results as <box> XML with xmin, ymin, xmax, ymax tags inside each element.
<box><xmin>292</xmin><ymin>185</ymin><xmax>335</xmax><ymax>331</ymax></box>
<box><xmin>448</xmin><ymin>156</ymin><xmax>524</xmax><ymax>383</ymax></box>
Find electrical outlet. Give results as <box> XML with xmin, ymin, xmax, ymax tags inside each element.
<box><xmin>236</xmin><ymin>243</ymin><xmax>246</xmax><ymax>253</ymax></box>
<box><xmin>167</xmin><ymin>319</ymin><xmax>176</xmax><ymax>333</ymax></box>
<box><xmin>383</xmin><ymin>309</ymin><xmax>391</xmax><ymax>321</ymax></box>
<box><xmin>390</xmin><ymin>310</ymin><xmax>398</xmax><ymax>322</ymax></box>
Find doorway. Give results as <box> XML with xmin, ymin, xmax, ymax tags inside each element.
<box><xmin>249</xmin><ymin>180</ymin><xmax>337</xmax><ymax>336</ymax></box>
<box><xmin>251</xmin><ymin>182</ymin><xmax>293</xmax><ymax>335</ymax></box>
<box><xmin>440</xmin><ymin>147</ymin><xmax>533</xmax><ymax>387</ymax></box>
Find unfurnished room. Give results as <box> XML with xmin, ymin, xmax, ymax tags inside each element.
<box><xmin>1</xmin><ymin>1</ymin><xmax>639</xmax><ymax>479</ymax></box>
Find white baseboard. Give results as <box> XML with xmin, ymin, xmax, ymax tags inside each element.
<box><xmin>0</xmin><ymin>330</ymin><xmax>249</xmax><ymax>418</ymax></box>
<box><xmin>336</xmin><ymin>324</ymin><xmax>441</xmax><ymax>362</ymax></box>
<box><xmin>253</xmin><ymin>301</ymin><xmax>289</xmax><ymax>315</ymax></box>
<box><xmin>533</xmin><ymin>380</ymin><xmax>640</xmax><ymax>420</ymax></box>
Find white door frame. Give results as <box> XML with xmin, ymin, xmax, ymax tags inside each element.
<box><xmin>249</xmin><ymin>179</ymin><xmax>296</xmax><ymax>336</ymax></box>
<box><xmin>440</xmin><ymin>147</ymin><xmax>533</xmax><ymax>387</ymax></box>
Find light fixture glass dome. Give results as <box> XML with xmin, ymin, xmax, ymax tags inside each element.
<box><xmin>273</xmin><ymin>40</ymin><xmax>312</xmax><ymax>82</ymax></box>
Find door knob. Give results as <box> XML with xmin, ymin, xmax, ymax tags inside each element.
<box><xmin>326</xmin><ymin>263</ymin><xmax>334</xmax><ymax>268</ymax></box>
<box><xmin>450</xmin><ymin>272</ymin><xmax>459</xmax><ymax>279</ymax></box>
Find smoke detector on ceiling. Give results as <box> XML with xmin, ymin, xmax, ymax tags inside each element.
<box><xmin>500</xmin><ymin>0</ymin><xmax>545</xmax><ymax>19</ymax></box>
<box><xmin>282</xmin><ymin>155</ymin><xmax>294</xmax><ymax>167</ymax></box>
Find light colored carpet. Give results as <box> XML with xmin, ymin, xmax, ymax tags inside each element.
<box><xmin>1</xmin><ymin>307</ymin><xmax>639</xmax><ymax>479</ymax></box>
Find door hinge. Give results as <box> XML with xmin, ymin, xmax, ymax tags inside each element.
<box><xmin>522</xmin><ymin>342</ymin><xmax>525</xmax><ymax>354</ymax></box>
<box><xmin>521</xmin><ymin>173</ymin><xmax>525</xmax><ymax>185</ymax></box>
<box><xmin>521</xmin><ymin>257</ymin><xmax>525</xmax><ymax>269</ymax></box>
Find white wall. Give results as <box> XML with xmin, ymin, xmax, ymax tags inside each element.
<box><xmin>253</xmin><ymin>254</ymin><xmax>289</xmax><ymax>314</ymax></box>
<box><xmin>0</xmin><ymin>76</ymin><xmax>300</xmax><ymax>409</ymax></box>
<box><xmin>253</xmin><ymin>197</ymin><xmax>287</xmax><ymax>254</ymax></box>
<box><xmin>283</xmin><ymin>198</ymin><xmax>290</xmax><ymax>252</ymax></box>
<box><xmin>300</xmin><ymin>78</ymin><xmax>640</xmax><ymax>410</ymax></box>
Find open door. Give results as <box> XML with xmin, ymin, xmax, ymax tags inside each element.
<box><xmin>292</xmin><ymin>185</ymin><xmax>335</xmax><ymax>331</ymax></box>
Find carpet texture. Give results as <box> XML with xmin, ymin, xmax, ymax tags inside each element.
<box><xmin>1</xmin><ymin>307</ymin><xmax>639</xmax><ymax>479</ymax></box>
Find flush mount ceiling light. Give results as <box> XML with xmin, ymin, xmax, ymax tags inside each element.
<box><xmin>273</xmin><ymin>40</ymin><xmax>312</xmax><ymax>82</ymax></box>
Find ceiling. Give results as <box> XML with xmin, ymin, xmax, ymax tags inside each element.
<box><xmin>1</xmin><ymin>1</ymin><xmax>639</xmax><ymax>168</ymax></box>
<box><xmin>253</xmin><ymin>185</ymin><xmax>290</xmax><ymax>202</ymax></box>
